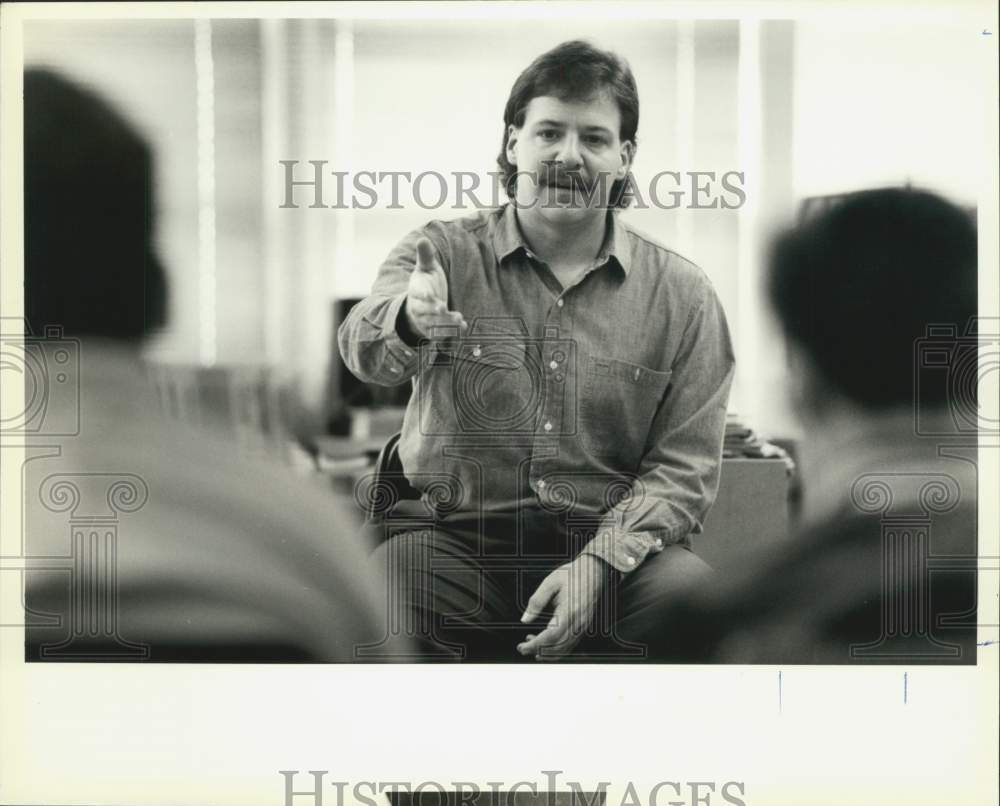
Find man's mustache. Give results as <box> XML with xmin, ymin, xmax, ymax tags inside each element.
<box><xmin>539</xmin><ymin>163</ymin><xmax>593</xmax><ymax>190</ymax></box>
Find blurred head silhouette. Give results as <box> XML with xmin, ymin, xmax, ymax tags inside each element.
<box><xmin>768</xmin><ymin>187</ymin><xmax>977</xmax><ymax>419</ymax></box>
<box><xmin>24</xmin><ymin>67</ymin><xmax>167</xmax><ymax>341</ymax></box>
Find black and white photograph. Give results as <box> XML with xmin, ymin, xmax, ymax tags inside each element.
<box><xmin>1</xmin><ymin>1</ymin><xmax>997</xmax><ymax>804</ymax></box>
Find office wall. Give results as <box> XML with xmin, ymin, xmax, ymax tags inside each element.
<box><xmin>792</xmin><ymin>16</ymin><xmax>983</xmax><ymax>205</ymax></box>
<box><xmin>753</xmin><ymin>12</ymin><xmax>987</xmax><ymax>437</ymax></box>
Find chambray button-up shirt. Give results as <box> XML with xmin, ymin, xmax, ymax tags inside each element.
<box><xmin>338</xmin><ymin>204</ymin><xmax>735</xmax><ymax>573</ymax></box>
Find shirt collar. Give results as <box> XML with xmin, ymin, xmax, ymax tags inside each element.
<box><xmin>492</xmin><ymin>203</ymin><xmax>633</xmax><ymax>276</ymax></box>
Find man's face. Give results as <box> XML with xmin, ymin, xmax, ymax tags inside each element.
<box><xmin>505</xmin><ymin>91</ymin><xmax>634</xmax><ymax>228</ymax></box>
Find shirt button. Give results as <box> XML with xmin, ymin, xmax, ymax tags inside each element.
<box><xmin>626</xmin><ymin>556</ymin><xmax>637</xmax><ymax>566</ymax></box>
<box><xmin>472</xmin><ymin>346</ymin><xmax>482</xmax><ymax>357</ymax></box>
<box><xmin>538</xmin><ymin>479</ymin><xmax>547</xmax><ymax>490</ymax></box>
<box><xmin>655</xmin><ymin>539</ymin><xmax>664</xmax><ymax>549</ymax></box>
<box><xmin>555</xmin><ymin>374</ymin><xmax>564</xmax><ymax>383</ymax></box>
<box><xmin>543</xmin><ymin>421</ymin><xmax>553</xmax><ymax>432</ymax></box>
<box><xmin>556</xmin><ymin>299</ymin><xmax>564</xmax><ymax>308</ymax></box>
<box><xmin>549</xmin><ymin>360</ymin><xmax>558</xmax><ymax>370</ymax></box>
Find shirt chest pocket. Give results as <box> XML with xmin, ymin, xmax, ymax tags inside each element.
<box><xmin>579</xmin><ymin>356</ymin><xmax>673</xmax><ymax>467</ymax></box>
<box><xmin>426</xmin><ymin>337</ymin><xmax>541</xmax><ymax>434</ymax></box>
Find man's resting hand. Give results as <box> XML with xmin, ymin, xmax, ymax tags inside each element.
<box><xmin>517</xmin><ymin>554</ymin><xmax>610</xmax><ymax>661</ymax></box>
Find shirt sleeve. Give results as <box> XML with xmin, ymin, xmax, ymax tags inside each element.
<box><xmin>336</xmin><ymin>226</ymin><xmax>447</xmax><ymax>386</ymax></box>
<box><xmin>580</xmin><ymin>282</ymin><xmax>735</xmax><ymax>573</ymax></box>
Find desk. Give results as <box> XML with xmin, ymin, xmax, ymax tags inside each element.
<box><xmin>313</xmin><ymin>435</ymin><xmax>386</xmax><ymax>463</ymax></box>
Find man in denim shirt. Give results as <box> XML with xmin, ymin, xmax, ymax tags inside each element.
<box><xmin>339</xmin><ymin>40</ymin><xmax>735</xmax><ymax>661</ymax></box>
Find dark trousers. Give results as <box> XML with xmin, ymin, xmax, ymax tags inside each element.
<box><xmin>360</xmin><ymin>506</ymin><xmax>712</xmax><ymax>662</ymax></box>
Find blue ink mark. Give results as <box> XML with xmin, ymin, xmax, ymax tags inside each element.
<box><xmin>977</xmin><ymin>640</ymin><xmax>997</xmax><ymax>647</ymax></box>
<box><xmin>984</xmin><ymin>30</ymin><xmax>993</xmax><ymax>35</ymax></box>
<box><xmin>778</xmin><ymin>670</ymin><xmax>783</xmax><ymax>714</ymax></box>
<box><xmin>904</xmin><ymin>672</ymin><xmax>908</xmax><ymax>704</ymax></box>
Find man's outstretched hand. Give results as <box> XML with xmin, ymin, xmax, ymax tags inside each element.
<box><xmin>518</xmin><ymin>554</ymin><xmax>610</xmax><ymax>661</ymax></box>
<box><xmin>404</xmin><ymin>237</ymin><xmax>467</xmax><ymax>340</ymax></box>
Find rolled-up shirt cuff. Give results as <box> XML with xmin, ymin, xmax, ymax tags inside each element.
<box><xmin>371</xmin><ymin>294</ymin><xmax>419</xmax><ymax>381</ymax></box>
<box><xmin>580</xmin><ymin>521</ymin><xmax>691</xmax><ymax>574</ymax></box>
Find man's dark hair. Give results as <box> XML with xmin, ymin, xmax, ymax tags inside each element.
<box><xmin>496</xmin><ymin>40</ymin><xmax>639</xmax><ymax>209</ymax></box>
<box><xmin>24</xmin><ymin>68</ymin><xmax>167</xmax><ymax>341</ymax></box>
<box><xmin>768</xmin><ymin>187</ymin><xmax>977</xmax><ymax>409</ymax></box>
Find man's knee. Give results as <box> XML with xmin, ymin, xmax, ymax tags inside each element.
<box><xmin>633</xmin><ymin>543</ymin><xmax>713</xmax><ymax>599</ymax></box>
